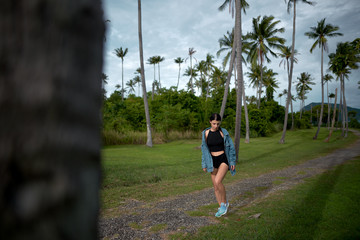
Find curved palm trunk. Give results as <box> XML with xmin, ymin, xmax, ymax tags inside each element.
<box><xmin>234</xmin><ymin>0</ymin><xmax>244</xmax><ymax>161</ymax></box>
<box><xmin>258</xmin><ymin>57</ymin><xmax>263</xmax><ymax>109</ymax></box>
<box><xmin>122</xmin><ymin>59</ymin><xmax>124</xmax><ymax>100</ymax></box>
<box><xmin>280</xmin><ymin>0</ymin><xmax>296</xmax><ymax>144</ymax></box>
<box><xmin>177</xmin><ymin>64</ymin><xmax>181</xmax><ymax>90</ymax></box>
<box><xmin>0</xmin><ymin>0</ymin><xmax>104</xmax><ymax>238</ymax></box>
<box><xmin>158</xmin><ymin>63</ymin><xmax>161</xmax><ymax>90</ymax></box>
<box><xmin>242</xmin><ymin>80</ymin><xmax>250</xmax><ymax>143</ymax></box>
<box><xmin>138</xmin><ymin>0</ymin><xmax>152</xmax><ymax>147</ymax></box>
<box><xmin>337</xmin><ymin>80</ymin><xmax>342</xmax><ymax>129</ymax></box>
<box><xmin>327</xmin><ymin>81</ymin><xmax>330</xmax><ymax>128</ymax></box>
<box><xmin>325</xmin><ymin>88</ymin><xmax>338</xmax><ymax>142</ymax></box>
<box><xmin>342</xmin><ymin>76</ymin><xmax>348</xmax><ymax>137</ymax></box>
<box><xmin>220</xmin><ymin>44</ymin><xmax>236</xmax><ymax>119</ymax></box>
<box><xmin>290</xmin><ymin>97</ymin><xmax>294</xmax><ymax>130</ymax></box>
<box><xmin>313</xmin><ymin>47</ymin><xmax>324</xmax><ymax>140</ymax></box>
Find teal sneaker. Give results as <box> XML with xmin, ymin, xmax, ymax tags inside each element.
<box><xmin>215</xmin><ymin>203</ymin><xmax>227</xmax><ymax>217</ymax></box>
<box><xmin>226</xmin><ymin>201</ymin><xmax>229</xmax><ymax>211</ymax></box>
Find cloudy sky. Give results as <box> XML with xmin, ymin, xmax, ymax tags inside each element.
<box><xmin>102</xmin><ymin>0</ymin><xmax>360</xmax><ymax>111</ymax></box>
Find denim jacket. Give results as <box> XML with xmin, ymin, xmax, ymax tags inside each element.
<box><xmin>201</xmin><ymin>127</ymin><xmax>236</xmax><ymax>176</ymax></box>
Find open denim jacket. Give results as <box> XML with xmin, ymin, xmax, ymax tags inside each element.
<box><xmin>201</xmin><ymin>127</ymin><xmax>236</xmax><ymax>176</ymax></box>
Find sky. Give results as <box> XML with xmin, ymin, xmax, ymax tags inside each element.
<box><xmin>102</xmin><ymin>0</ymin><xmax>360</xmax><ymax>112</ymax></box>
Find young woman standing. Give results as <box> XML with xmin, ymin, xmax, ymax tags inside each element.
<box><xmin>201</xmin><ymin>113</ymin><xmax>236</xmax><ymax>217</ymax></box>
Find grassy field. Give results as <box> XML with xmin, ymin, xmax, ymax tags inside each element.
<box><xmin>173</xmin><ymin>156</ymin><xmax>360</xmax><ymax>240</ymax></box>
<box><xmin>100</xmin><ymin>128</ymin><xmax>358</xmax><ymax>211</ymax></box>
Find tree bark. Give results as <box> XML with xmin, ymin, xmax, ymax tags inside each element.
<box><xmin>219</xmin><ymin>41</ymin><xmax>236</xmax><ymax>119</ymax></box>
<box><xmin>325</xmin><ymin>88</ymin><xmax>337</xmax><ymax>142</ymax></box>
<box><xmin>242</xmin><ymin>80</ymin><xmax>250</xmax><ymax>143</ymax></box>
<box><xmin>0</xmin><ymin>0</ymin><xmax>104</xmax><ymax>239</ymax></box>
<box><xmin>234</xmin><ymin>0</ymin><xmax>244</xmax><ymax>161</ymax></box>
<box><xmin>279</xmin><ymin>0</ymin><xmax>296</xmax><ymax>144</ymax></box>
<box><xmin>138</xmin><ymin>0</ymin><xmax>153</xmax><ymax>147</ymax></box>
<box><xmin>313</xmin><ymin>46</ymin><xmax>324</xmax><ymax>139</ymax></box>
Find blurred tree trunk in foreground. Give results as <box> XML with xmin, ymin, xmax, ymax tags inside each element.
<box><xmin>0</xmin><ymin>0</ymin><xmax>104</xmax><ymax>239</ymax></box>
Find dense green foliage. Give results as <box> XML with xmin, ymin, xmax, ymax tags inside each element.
<box><xmin>102</xmin><ymin>88</ymin><xmax>288</xmax><ymax>144</ymax></box>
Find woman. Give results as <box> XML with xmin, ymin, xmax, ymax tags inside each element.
<box><xmin>201</xmin><ymin>113</ymin><xmax>236</xmax><ymax>217</ymax></box>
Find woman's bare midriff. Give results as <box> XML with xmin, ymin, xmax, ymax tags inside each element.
<box><xmin>211</xmin><ymin>150</ymin><xmax>225</xmax><ymax>157</ymax></box>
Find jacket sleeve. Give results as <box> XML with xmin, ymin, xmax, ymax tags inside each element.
<box><xmin>227</xmin><ymin>135</ymin><xmax>236</xmax><ymax>166</ymax></box>
<box><xmin>201</xmin><ymin>131</ymin><xmax>207</xmax><ymax>169</ymax></box>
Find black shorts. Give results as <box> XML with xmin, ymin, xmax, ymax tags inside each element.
<box><xmin>212</xmin><ymin>153</ymin><xmax>229</xmax><ymax>169</ymax></box>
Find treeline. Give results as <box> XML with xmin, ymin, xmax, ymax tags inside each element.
<box><xmin>101</xmin><ymin>86</ymin><xmax>339</xmax><ymax>145</ymax></box>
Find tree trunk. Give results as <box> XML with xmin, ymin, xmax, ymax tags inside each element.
<box><xmin>122</xmin><ymin>59</ymin><xmax>124</xmax><ymax>101</ymax></box>
<box><xmin>138</xmin><ymin>0</ymin><xmax>153</xmax><ymax>147</ymax></box>
<box><xmin>258</xmin><ymin>57</ymin><xmax>263</xmax><ymax>109</ymax></box>
<box><xmin>279</xmin><ymin>0</ymin><xmax>296</xmax><ymax>144</ymax></box>
<box><xmin>291</xmin><ymin>96</ymin><xmax>294</xmax><ymax>130</ymax></box>
<box><xmin>325</xmin><ymin>88</ymin><xmax>338</xmax><ymax>142</ymax></box>
<box><xmin>234</xmin><ymin>0</ymin><xmax>244</xmax><ymax>162</ymax></box>
<box><xmin>327</xmin><ymin>81</ymin><xmax>330</xmax><ymax>129</ymax></box>
<box><xmin>313</xmin><ymin>46</ymin><xmax>324</xmax><ymax>140</ymax></box>
<box><xmin>337</xmin><ymin>80</ymin><xmax>342</xmax><ymax>129</ymax></box>
<box><xmin>177</xmin><ymin>64</ymin><xmax>181</xmax><ymax>90</ymax></box>
<box><xmin>0</xmin><ymin>1</ymin><xmax>104</xmax><ymax>239</ymax></box>
<box><xmin>242</xmin><ymin>80</ymin><xmax>250</xmax><ymax>143</ymax></box>
<box><xmin>220</xmin><ymin>45</ymin><xmax>236</xmax><ymax>119</ymax></box>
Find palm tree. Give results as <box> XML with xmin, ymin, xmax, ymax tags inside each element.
<box><xmin>262</xmin><ymin>68</ymin><xmax>279</xmax><ymax>101</ymax></box>
<box><xmin>218</xmin><ymin>0</ymin><xmax>249</xmax><ymax>147</ymax></box>
<box><xmin>174</xmin><ymin>57</ymin><xmax>184</xmax><ymax>90</ymax></box>
<box><xmin>138</xmin><ymin>0</ymin><xmax>152</xmax><ymax>147</ymax></box>
<box><xmin>279</xmin><ymin>0</ymin><xmax>314</xmax><ymax>144</ymax></box>
<box><xmin>329</xmin><ymin>41</ymin><xmax>360</xmax><ymax>137</ymax></box>
<box><xmin>323</xmin><ymin>74</ymin><xmax>334</xmax><ymax>128</ymax></box>
<box><xmin>147</xmin><ymin>56</ymin><xmax>157</xmax><ymax>100</ymax></box>
<box><xmin>279</xmin><ymin>45</ymin><xmax>299</xmax><ymax>130</ymax></box>
<box><xmin>114</xmin><ymin>47</ymin><xmax>128</xmax><ymax>101</ymax></box>
<box><xmin>183</xmin><ymin>66</ymin><xmax>198</xmax><ymax>93</ymax></box>
<box><xmin>296</xmin><ymin>72</ymin><xmax>315</xmax><ymax>119</ymax></box>
<box><xmin>154</xmin><ymin>55</ymin><xmax>165</xmax><ymax>89</ymax></box>
<box><xmin>185</xmin><ymin>48</ymin><xmax>197</xmax><ymax>94</ymax></box>
<box><xmin>195</xmin><ymin>60</ymin><xmax>207</xmax><ymax>96</ymax></box>
<box><xmin>126</xmin><ymin>79</ymin><xmax>135</xmax><ymax>95</ymax></box>
<box><xmin>204</xmin><ymin>53</ymin><xmax>215</xmax><ymax>99</ymax></box>
<box><xmin>245</xmin><ymin>15</ymin><xmax>285</xmax><ymax>109</ymax></box>
<box><xmin>305</xmin><ymin>18</ymin><xmax>342</xmax><ymax>140</ymax></box>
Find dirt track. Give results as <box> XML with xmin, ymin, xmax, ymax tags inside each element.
<box><xmin>99</xmin><ymin>130</ymin><xmax>360</xmax><ymax>240</ymax></box>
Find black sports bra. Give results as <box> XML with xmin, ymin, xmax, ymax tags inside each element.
<box><xmin>207</xmin><ymin>130</ymin><xmax>224</xmax><ymax>152</ymax></box>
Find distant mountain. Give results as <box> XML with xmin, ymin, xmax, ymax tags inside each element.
<box><xmin>303</xmin><ymin>102</ymin><xmax>360</xmax><ymax>121</ymax></box>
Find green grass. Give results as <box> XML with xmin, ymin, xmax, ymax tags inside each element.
<box><xmin>100</xmin><ymin>128</ymin><xmax>357</xmax><ymax>211</ymax></box>
<box><xmin>174</xmin><ymin>156</ymin><xmax>360</xmax><ymax>240</ymax></box>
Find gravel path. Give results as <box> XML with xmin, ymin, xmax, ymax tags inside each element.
<box><xmin>99</xmin><ymin>131</ymin><xmax>360</xmax><ymax>240</ymax></box>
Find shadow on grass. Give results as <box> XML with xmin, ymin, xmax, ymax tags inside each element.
<box><xmin>273</xmin><ymin>163</ymin><xmax>344</xmax><ymax>239</ymax></box>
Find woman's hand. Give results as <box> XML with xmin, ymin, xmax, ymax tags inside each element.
<box><xmin>203</xmin><ymin>168</ymin><xmax>207</xmax><ymax>172</ymax></box>
<box><xmin>231</xmin><ymin>165</ymin><xmax>235</xmax><ymax>171</ymax></box>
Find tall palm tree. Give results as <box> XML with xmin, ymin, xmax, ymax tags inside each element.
<box><xmin>185</xmin><ymin>48</ymin><xmax>197</xmax><ymax>94</ymax></box>
<box><xmin>174</xmin><ymin>57</ymin><xmax>184</xmax><ymax>90</ymax></box>
<box><xmin>279</xmin><ymin>45</ymin><xmax>299</xmax><ymax>130</ymax></box>
<box><xmin>280</xmin><ymin>0</ymin><xmax>314</xmax><ymax>144</ymax></box>
<box><xmin>218</xmin><ymin>0</ymin><xmax>249</xmax><ymax>137</ymax></box>
<box><xmin>305</xmin><ymin>18</ymin><xmax>342</xmax><ymax>139</ymax></box>
<box><xmin>247</xmin><ymin>63</ymin><xmax>262</xmax><ymax>94</ymax></box>
<box><xmin>204</xmin><ymin>53</ymin><xmax>215</xmax><ymax>99</ymax></box>
<box><xmin>245</xmin><ymin>15</ymin><xmax>285</xmax><ymax>109</ymax></box>
<box><xmin>154</xmin><ymin>55</ymin><xmax>165</xmax><ymax>89</ymax></box>
<box><xmin>296</xmin><ymin>72</ymin><xmax>315</xmax><ymax>119</ymax></box>
<box><xmin>114</xmin><ymin>47</ymin><xmax>128</xmax><ymax>101</ymax></box>
<box><xmin>195</xmin><ymin>60</ymin><xmax>207</xmax><ymax>96</ymax></box>
<box><xmin>147</xmin><ymin>56</ymin><xmax>157</xmax><ymax>100</ymax></box>
<box><xmin>323</xmin><ymin>73</ymin><xmax>333</xmax><ymax>128</ymax></box>
<box><xmin>329</xmin><ymin>41</ymin><xmax>359</xmax><ymax>137</ymax></box>
<box><xmin>138</xmin><ymin>0</ymin><xmax>152</xmax><ymax>147</ymax></box>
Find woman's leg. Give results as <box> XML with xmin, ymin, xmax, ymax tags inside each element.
<box><xmin>211</xmin><ymin>163</ymin><xmax>228</xmax><ymax>206</ymax></box>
